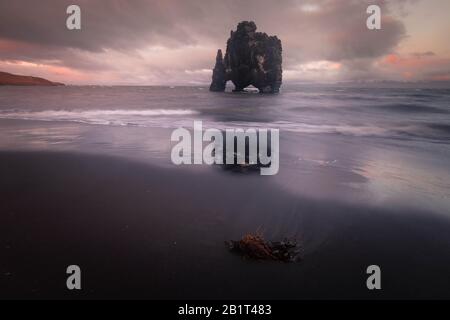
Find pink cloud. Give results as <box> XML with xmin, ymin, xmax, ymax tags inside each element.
<box><xmin>377</xmin><ymin>53</ymin><xmax>450</xmax><ymax>81</ymax></box>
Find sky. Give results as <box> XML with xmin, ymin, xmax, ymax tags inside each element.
<box><xmin>0</xmin><ymin>0</ymin><xmax>449</xmax><ymax>85</ymax></box>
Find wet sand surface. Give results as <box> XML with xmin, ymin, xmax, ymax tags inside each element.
<box><xmin>1</xmin><ymin>151</ymin><xmax>450</xmax><ymax>299</ymax></box>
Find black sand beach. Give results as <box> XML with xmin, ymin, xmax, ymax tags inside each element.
<box><xmin>2</xmin><ymin>0</ymin><xmax>450</xmax><ymax>302</ymax></box>
<box><xmin>2</xmin><ymin>151</ymin><xmax>450</xmax><ymax>300</ymax></box>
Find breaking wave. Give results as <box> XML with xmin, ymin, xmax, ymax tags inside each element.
<box><xmin>0</xmin><ymin>109</ymin><xmax>199</xmax><ymax>126</ymax></box>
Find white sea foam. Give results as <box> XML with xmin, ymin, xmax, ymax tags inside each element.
<box><xmin>0</xmin><ymin>109</ymin><xmax>199</xmax><ymax>126</ymax></box>
<box><xmin>0</xmin><ymin>109</ymin><xmax>198</xmax><ymax>118</ymax></box>
<box><xmin>0</xmin><ymin>108</ymin><xmax>393</xmax><ymax>137</ymax></box>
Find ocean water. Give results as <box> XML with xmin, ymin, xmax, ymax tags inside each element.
<box><xmin>0</xmin><ymin>84</ymin><xmax>449</xmax><ymax>214</ymax></box>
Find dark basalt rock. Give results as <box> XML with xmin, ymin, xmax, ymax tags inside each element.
<box><xmin>210</xmin><ymin>21</ymin><xmax>282</xmax><ymax>94</ymax></box>
<box><xmin>219</xmin><ymin>130</ymin><xmax>273</xmax><ymax>173</ymax></box>
<box><xmin>210</xmin><ymin>49</ymin><xmax>227</xmax><ymax>92</ymax></box>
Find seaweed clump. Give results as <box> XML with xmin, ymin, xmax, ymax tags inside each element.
<box><xmin>226</xmin><ymin>233</ymin><xmax>301</xmax><ymax>263</ymax></box>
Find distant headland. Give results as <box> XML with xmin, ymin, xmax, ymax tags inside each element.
<box><xmin>0</xmin><ymin>71</ymin><xmax>65</xmax><ymax>86</ymax></box>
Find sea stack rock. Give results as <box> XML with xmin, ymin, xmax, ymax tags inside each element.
<box><xmin>210</xmin><ymin>21</ymin><xmax>282</xmax><ymax>94</ymax></box>
<box><xmin>210</xmin><ymin>49</ymin><xmax>227</xmax><ymax>92</ymax></box>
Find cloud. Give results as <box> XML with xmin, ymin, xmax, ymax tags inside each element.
<box><xmin>0</xmin><ymin>0</ymin><xmax>440</xmax><ymax>84</ymax></box>
<box><xmin>375</xmin><ymin>52</ymin><xmax>450</xmax><ymax>81</ymax></box>
<box><xmin>411</xmin><ymin>51</ymin><xmax>436</xmax><ymax>58</ymax></box>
